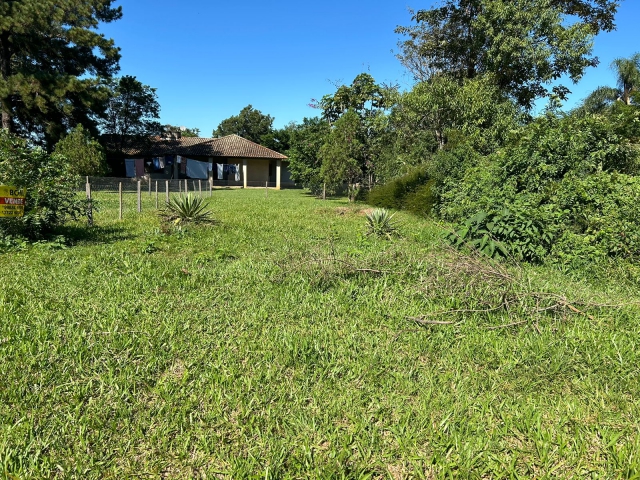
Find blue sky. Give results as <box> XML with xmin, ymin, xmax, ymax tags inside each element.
<box><xmin>100</xmin><ymin>1</ymin><xmax>640</xmax><ymax>134</ymax></box>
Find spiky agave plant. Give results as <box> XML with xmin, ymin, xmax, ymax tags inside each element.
<box><xmin>165</xmin><ymin>194</ymin><xmax>212</xmax><ymax>223</ymax></box>
<box><xmin>365</xmin><ymin>208</ymin><xmax>399</xmax><ymax>239</ymax></box>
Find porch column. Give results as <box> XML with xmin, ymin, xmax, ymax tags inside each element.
<box><xmin>242</xmin><ymin>159</ymin><xmax>247</xmax><ymax>189</ymax></box>
<box><xmin>276</xmin><ymin>160</ymin><xmax>281</xmax><ymax>190</ymax></box>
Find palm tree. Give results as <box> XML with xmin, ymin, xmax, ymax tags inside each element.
<box><xmin>579</xmin><ymin>53</ymin><xmax>640</xmax><ymax>114</ymax></box>
<box><xmin>579</xmin><ymin>86</ymin><xmax>619</xmax><ymax>114</ymax></box>
<box><xmin>611</xmin><ymin>53</ymin><xmax>640</xmax><ymax>105</ymax></box>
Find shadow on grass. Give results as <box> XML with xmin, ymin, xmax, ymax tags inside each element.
<box><xmin>54</xmin><ymin>224</ymin><xmax>134</xmax><ymax>245</ymax></box>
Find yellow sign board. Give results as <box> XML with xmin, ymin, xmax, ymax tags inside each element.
<box><xmin>0</xmin><ymin>186</ymin><xmax>26</xmax><ymax>218</ymax></box>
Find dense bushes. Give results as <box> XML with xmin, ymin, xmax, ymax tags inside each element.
<box><xmin>446</xmin><ymin>172</ymin><xmax>640</xmax><ymax>264</ymax></box>
<box><xmin>368</xmin><ymin>104</ymin><xmax>640</xmax><ymax>265</ymax></box>
<box><xmin>440</xmin><ymin>110</ymin><xmax>640</xmax><ymax>264</ymax></box>
<box><xmin>53</xmin><ymin>125</ymin><xmax>108</xmax><ymax>176</ymax></box>
<box><xmin>550</xmin><ymin>173</ymin><xmax>640</xmax><ymax>262</ymax></box>
<box><xmin>446</xmin><ymin>207</ymin><xmax>554</xmax><ymax>263</ymax></box>
<box><xmin>367</xmin><ymin>166</ymin><xmax>436</xmax><ymax>216</ymax></box>
<box><xmin>0</xmin><ymin>131</ymin><xmax>85</xmax><ymax>239</ymax></box>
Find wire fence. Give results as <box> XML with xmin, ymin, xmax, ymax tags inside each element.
<box><xmin>81</xmin><ymin>177</ymin><xmax>282</xmax><ymax>193</ymax></box>
<box><xmin>80</xmin><ymin>177</ymin><xmax>216</xmax><ymax>223</ymax></box>
<box><xmin>80</xmin><ymin>177</ymin><xmax>285</xmax><ymax>222</ymax></box>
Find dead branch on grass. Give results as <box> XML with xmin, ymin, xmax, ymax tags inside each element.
<box><xmin>410</xmin><ymin>245</ymin><xmax>621</xmax><ymax>329</ymax></box>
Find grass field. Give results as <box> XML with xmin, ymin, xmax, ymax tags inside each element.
<box><xmin>2</xmin><ymin>189</ymin><xmax>640</xmax><ymax>479</ymax></box>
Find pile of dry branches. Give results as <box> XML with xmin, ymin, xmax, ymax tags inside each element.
<box><xmin>411</xmin><ymin>246</ymin><xmax>617</xmax><ymax>329</ymax></box>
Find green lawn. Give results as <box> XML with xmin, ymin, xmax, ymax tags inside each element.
<box><xmin>1</xmin><ymin>189</ymin><xmax>640</xmax><ymax>479</ymax></box>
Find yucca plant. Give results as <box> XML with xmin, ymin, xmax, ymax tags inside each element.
<box><xmin>164</xmin><ymin>194</ymin><xmax>212</xmax><ymax>223</ymax></box>
<box><xmin>365</xmin><ymin>208</ymin><xmax>399</xmax><ymax>239</ymax></box>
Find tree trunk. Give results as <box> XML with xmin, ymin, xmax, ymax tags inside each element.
<box><xmin>623</xmin><ymin>84</ymin><xmax>632</xmax><ymax>105</ymax></box>
<box><xmin>0</xmin><ymin>31</ymin><xmax>13</xmax><ymax>132</ymax></box>
<box><xmin>436</xmin><ymin>130</ymin><xmax>445</xmax><ymax>150</ymax></box>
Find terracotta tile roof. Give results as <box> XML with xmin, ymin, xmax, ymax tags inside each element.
<box><xmin>208</xmin><ymin>135</ymin><xmax>288</xmax><ymax>159</ymax></box>
<box><xmin>112</xmin><ymin>134</ymin><xmax>287</xmax><ymax>159</ymax></box>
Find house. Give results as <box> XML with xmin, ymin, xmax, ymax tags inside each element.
<box><xmin>108</xmin><ymin>134</ymin><xmax>293</xmax><ymax>189</ymax></box>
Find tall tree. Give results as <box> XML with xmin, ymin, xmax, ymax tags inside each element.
<box><xmin>315</xmin><ymin>74</ymin><xmax>396</xmax><ymax>188</ymax></box>
<box><xmin>319</xmin><ymin>110</ymin><xmax>364</xmax><ymax>201</ymax></box>
<box><xmin>396</xmin><ymin>0</ymin><xmax>619</xmax><ymax>108</ymax></box>
<box><xmin>287</xmin><ymin>117</ymin><xmax>331</xmax><ymax>192</ymax></box>
<box><xmin>316</xmin><ymin>73</ymin><xmax>394</xmax><ymax>124</ymax></box>
<box><xmin>213</xmin><ymin>105</ymin><xmax>274</xmax><ymax>144</ymax></box>
<box><xmin>0</xmin><ymin>0</ymin><xmax>122</xmax><ymax>145</ymax></box>
<box><xmin>100</xmin><ymin>76</ymin><xmax>162</xmax><ymax>154</ymax></box>
<box><xmin>578</xmin><ymin>53</ymin><xmax>640</xmax><ymax>113</ymax></box>
<box><xmin>611</xmin><ymin>52</ymin><xmax>640</xmax><ymax>105</ymax></box>
<box><xmin>260</xmin><ymin>125</ymin><xmax>293</xmax><ymax>154</ymax></box>
<box><xmin>394</xmin><ymin>74</ymin><xmax>521</xmax><ymax>152</ymax></box>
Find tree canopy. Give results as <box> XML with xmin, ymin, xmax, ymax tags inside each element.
<box><xmin>396</xmin><ymin>0</ymin><xmax>619</xmax><ymax>108</ymax></box>
<box><xmin>315</xmin><ymin>73</ymin><xmax>395</xmax><ymax>124</ymax></box>
<box><xmin>164</xmin><ymin>125</ymin><xmax>201</xmax><ymax>138</ymax></box>
<box><xmin>100</xmin><ymin>76</ymin><xmax>162</xmax><ymax>154</ymax></box>
<box><xmin>213</xmin><ymin>105</ymin><xmax>274</xmax><ymax>144</ymax></box>
<box><xmin>0</xmin><ymin>0</ymin><xmax>122</xmax><ymax>145</ymax></box>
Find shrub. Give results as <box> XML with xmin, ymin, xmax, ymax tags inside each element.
<box><xmin>402</xmin><ymin>180</ymin><xmax>437</xmax><ymax>217</ymax></box>
<box><xmin>446</xmin><ymin>172</ymin><xmax>640</xmax><ymax>264</ymax></box>
<box><xmin>446</xmin><ymin>207</ymin><xmax>555</xmax><ymax>263</ymax></box>
<box><xmin>550</xmin><ymin>172</ymin><xmax>640</xmax><ymax>263</ymax></box>
<box><xmin>0</xmin><ymin>130</ymin><xmax>85</xmax><ymax>239</ymax></box>
<box><xmin>500</xmin><ymin>112</ymin><xmax>640</xmax><ymax>193</ymax></box>
<box><xmin>368</xmin><ymin>167</ymin><xmax>436</xmax><ymax>216</ymax></box>
<box><xmin>53</xmin><ymin>125</ymin><xmax>108</xmax><ymax>176</ymax></box>
<box><xmin>164</xmin><ymin>194</ymin><xmax>212</xmax><ymax>223</ymax></box>
<box><xmin>365</xmin><ymin>208</ymin><xmax>399</xmax><ymax>239</ymax></box>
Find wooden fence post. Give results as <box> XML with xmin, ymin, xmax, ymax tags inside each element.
<box><xmin>148</xmin><ymin>178</ymin><xmax>151</xmax><ymax>197</ymax></box>
<box><xmin>323</xmin><ymin>183</ymin><xmax>326</xmax><ymax>201</ymax></box>
<box><xmin>184</xmin><ymin>179</ymin><xmax>188</xmax><ymax>194</ymax></box>
<box><xmin>119</xmin><ymin>182</ymin><xmax>123</xmax><ymax>220</ymax></box>
<box><xmin>155</xmin><ymin>181</ymin><xmax>158</xmax><ymax>209</ymax></box>
<box><xmin>85</xmin><ymin>178</ymin><xmax>93</xmax><ymax>227</ymax></box>
<box><xmin>210</xmin><ymin>178</ymin><xmax>213</xmax><ymax>197</ymax></box>
<box><xmin>198</xmin><ymin>180</ymin><xmax>202</xmax><ymax>197</ymax></box>
<box><xmin>265</xmin><ymin>181</ymin><xmax>268</xmax><ymax>198</ymax></box>
<box><xmin>165</xmin><ymin>180</ymin><xmax>169</xmax><ymax>204</ymax></box>
<box><xmin>137</xmin><ymin>180</ymin><xmax>141</xmax><ymax>213</ymax></box>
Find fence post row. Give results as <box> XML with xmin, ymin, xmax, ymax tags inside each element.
<box><xmin>82</xmin><ymin>177</ymin><xmax>216</xmax><ymax>219</ymax></box>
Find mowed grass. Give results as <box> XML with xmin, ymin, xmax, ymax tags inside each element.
<box><xmin>1</xmin><ymin>188</ymin><xmax>640</xmax><ymax>479</ymax></box>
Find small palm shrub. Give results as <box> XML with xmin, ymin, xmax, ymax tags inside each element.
<box><xmin>164</xmin><ymin>194</ymin><xmax>212</xmax><ymax>223</ymax></box>
<box><xmin>365</xmin><ymin>208</ymin><xmax>399</xmax><ymax>239</ymax></box>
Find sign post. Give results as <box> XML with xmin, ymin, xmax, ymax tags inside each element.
<box><xmin>0</xmin><ymin>186</ymin><xmax>26</xmax><ymax>218</ymax></box>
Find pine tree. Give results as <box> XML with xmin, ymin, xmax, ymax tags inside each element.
<box><xmin>0</xmin><ymin>0</ymin><xmax>122</xmax><ymax>145</ymax></box>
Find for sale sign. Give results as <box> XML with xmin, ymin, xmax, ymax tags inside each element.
<box><xmin>0</xmin><ymin>186</ymin><xmax>26</xmax><ymax>218</ymax></box>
